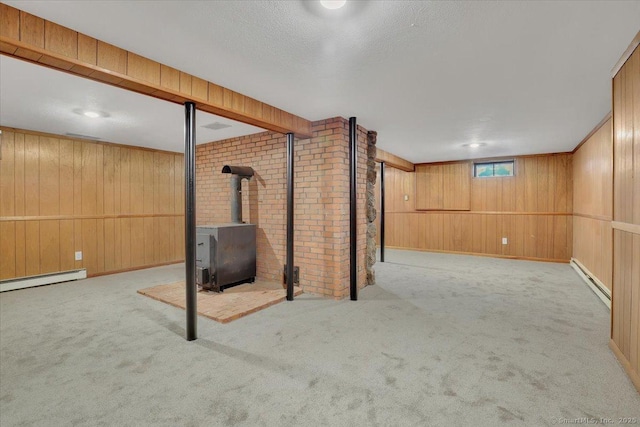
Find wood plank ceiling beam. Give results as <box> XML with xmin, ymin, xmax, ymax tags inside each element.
<box><xmin>0</xmin><ymin>3</ymin><xmax>312</xmax><ymax>138</ymax></box>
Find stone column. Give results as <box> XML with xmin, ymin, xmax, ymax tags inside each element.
<box><xmin>366</xmin><ymin>131</ymin><xmax>377</xmax><ymax>285</ymax></box>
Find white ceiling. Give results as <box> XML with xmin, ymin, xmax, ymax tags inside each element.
<box><xmin>3</xmin><ymin>1</ymin><xmax>640</xmax><ymax>162</ymax></box>
<box><xmin>0</xmin><ymin>56</ymin><xmax>263</xmax><ymax>152</ymax></box>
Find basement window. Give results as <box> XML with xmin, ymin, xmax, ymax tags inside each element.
<box><xmin>474</xmin><ymin>161</ymin><xmax>514</xmax><ymax>177</ymax></box>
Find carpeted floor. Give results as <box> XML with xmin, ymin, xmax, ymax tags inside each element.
<box><xmin>1</xmin><ymin>250</ymin><xmax>638</xmax><ymax>426</ymax></box>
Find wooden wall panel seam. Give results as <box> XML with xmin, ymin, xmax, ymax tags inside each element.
<box><xmin>610</xmin><ymin>40</ymin><xmax>640</xmax><ymax>393</ymax></box>
<box><xmin>0</xmin><ymin>128</ymin><xmax>185</xmax><ymax>280</ymax></box>
<box><xmin>384</xmin><ymin>212</ymin><xmax>572</xmax><ymax>262</ymax></box>
<box><xmin>37</xmin><ymin>136</ymin><xmax>42</xmax><ymax>274</ymax></box>
<box><xmin>572</xmin><ymin>115</ymin><xmax>613</xmax><ymax>291</ymax></box>
<box><xmin>381</xmin><ymin>153</ymin><xmax>573</xmax><ymax>261</ymax></box>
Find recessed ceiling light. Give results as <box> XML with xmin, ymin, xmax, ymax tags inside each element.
<box><xmin>463</xmin><ymin>142</ymin><xmax>486</xmax><ymax>148</ymax></box>
<box><xmin>73</xmin><ymin>108</ymin><xmax>109</xmax><ymax>118</ymax></box>
<box><xmin>320</xmin><ymin>0</ymin><xmax>346</xmax><ymax>10</ymax></box>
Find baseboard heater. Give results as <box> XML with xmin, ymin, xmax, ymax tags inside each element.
<box><xmin>0</xmin><ymin>269</ymin><xmax>87</xmax><ymax>293</ymax></box>
<box><xmin>570</xmin><ymin>259</ymin><xmax>611</xmax><ymax>309</ymax></box>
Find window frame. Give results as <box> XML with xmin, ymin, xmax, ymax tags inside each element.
<box><xmin>473</xmin><ymin>160</ymin><xmax>515</xmax><ymax>178</ymax></box>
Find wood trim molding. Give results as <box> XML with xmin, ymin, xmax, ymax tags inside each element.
<box><xmin>573</xmin><ymin>212</ymin><xmax>613</xmax><ymax>221</ymax></box>
<box><xmin>380</xmin><ymin>245</ymin><xmax>570</xmax><ymax>263</ymax></box>
<box><xmin>609</xmin><ymin>339</ymin><xmax>640</xmax><ymax>393</ymax></box>
<box><xmin>612</xmin><ymin>221</ymin><xmax>640</xmax><ymax>235</ymax></box>
<box><xmin>611</xmin><ymin>30</ymin><xmax>640</xmax><ymax>78</ymax></box>
<box><xmin>388</xmin><ymin>210</ymin><xmax>573</xmax><ymax>216</ymax></box>
<box><xmin>0</xmin><ymin>3</ymin><xmax>312</xmax><ymax>138</ymax></box>
<box><xmin>572</xmin><ymin>112</ymin><xmax>612</xmax><ymax>153</ymax></box>
<box><xmin>88</xmin><ymin>260</ymin><xmax>183</xmax><ymax>278</ymax></box>
<box><xmin>414</xmin><ymin>152</ymin><xmax>573</xmax><ymax>167</ymax></box>
<box><xmin>0</xmin><ymin>213</ymin><xmax>185</xmax><ymax>222</ymax></box>
<box><xmin>376</xmin><ymin>148</ymin><xmax>415</xmax><ymax>172</ymax></box>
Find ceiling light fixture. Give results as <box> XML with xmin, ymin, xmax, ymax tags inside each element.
<box><xmin>463</xmin><ymin>142</ymin><xmax>486</xmax><ymax>148</ymax></box>
<box><xmin>73</xmin><ymin>108</ymin><xmax>109</xmax><ymax>119</ymax></box>
<box><xmin>320</xmin><ymin>0</ymin><xmax>346</xmax><ymax>10</ymax></box>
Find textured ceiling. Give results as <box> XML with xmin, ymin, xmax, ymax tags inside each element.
<box><xmin>3</xmin><ymin>1</ymin><xmax>640</xmax><ymax>162</ymax></box>
<box><xmin>0</xmin><ymin>56</ymin><xmax>264</xmax><ymax>152</ymax></box>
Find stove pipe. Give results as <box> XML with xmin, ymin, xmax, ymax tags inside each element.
<box><xmin>221</xmin><ymin>165</ymin><xmax>254</xmax><ymax>223</ymax></box>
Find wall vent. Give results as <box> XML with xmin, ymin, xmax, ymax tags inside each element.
<box><xmin>202</xmin><ymin>122</ymin><xmax>232</xmax><ymax>131</ymax></box>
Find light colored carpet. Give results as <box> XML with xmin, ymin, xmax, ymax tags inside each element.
<box><xmin>137</xmin><ymin>280</ymin><xmax>303</xmax><ymax>323</ymax></box>
<box><xmin>1</xmin><ymin>250</ymin><xmax>639</xmax><ymax>426</ymax></box>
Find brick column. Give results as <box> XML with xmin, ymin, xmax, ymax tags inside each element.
<box><xmin>195</xmin><ymin>117</ymin><xmax>371</xmax><ymax>298</ymax></box>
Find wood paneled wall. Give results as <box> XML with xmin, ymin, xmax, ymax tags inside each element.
<box><xmin>610</xmin><ymin>40</ymin><xmax>640</xmax><ymax>393</ymax></box>
<box><xmin>0</xmin><ymin>128</ymin><xmax>184</xmax><ymax>280</ymax></box>
<box><xmin>415</xmin><ymin>163</ymin><xmax>470</xmax><ymax>210</ymax></box>
<box><xmin>572</xmin><ymin>118</ymin><xmax>613</xmax><ymax>292</ymax></box>
<box><xmin>574</xmin><ymin>118</ymin><xmax>613</xmax><ymax>219</ymax></box>
<box><xmin>380</xmin><ymin>153</ymin><xmax>573</xmax><ymax>262</ymax></box>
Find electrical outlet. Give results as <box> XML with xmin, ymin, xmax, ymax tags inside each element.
<box><xmin>75</xmin><ymin>251</ymin><xmax>83</xmax><ymax>261</ymax></box>
<box><xmin>403</xmin><ymin>194</ymin><xmax>409</xmax><ymax>201</ymax></box>
<box><xmin>502</xmin><ymin>237</ymin><xmax>508</xmax><ymax>245</ymax></box>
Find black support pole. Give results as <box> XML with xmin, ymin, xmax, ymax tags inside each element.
<box><xmin>349</xmin><ymin>117</ymin><xmax>358</xmax><ymax>301</ymax></box>
<box><xmin>286</xmin><ymin>132</ymin><xmax>295</xmax><ymax>301</ymax></box>
<box><xmin>380</xmin><ymin>161</ymin><xmax>385</xmax><ymax>263</ymax></box>
<box><xmin>184</xmin><ymin>102</ymin><xmax>197</xmax><ymax>341</ymax></box>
